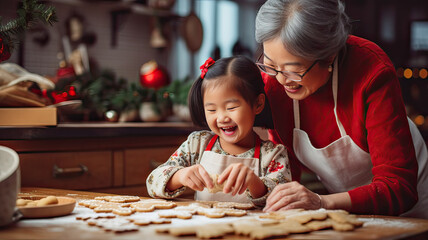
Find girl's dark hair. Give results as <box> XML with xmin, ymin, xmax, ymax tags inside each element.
<box><xmin>188</xmin><ymin>55</ymin><xmax>274</xmax><ymax>129</ymax></box>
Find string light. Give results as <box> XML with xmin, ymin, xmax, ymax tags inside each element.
<box><xmin>414</xmin><ymin>115</ymin><xmax>425</xmax><ymax>126</ymax></box>
<box><xmin>403</xmin><ymin>68</ymin><xmax>413</xmax><ymax>79</ymax></box>
<box><xmin>397</xmin><ymin>67</ymin><xmax>428</xmax><ymax>79</ymax></box>
<box><xmin>419</xmin><ymin>68</ymin><xmax>427</xmax><ymax>79</ymax></box>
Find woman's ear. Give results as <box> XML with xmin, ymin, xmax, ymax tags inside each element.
<box><xmin>320</xmin><ymin>54</ymin><xmax>337</xmax><ymax>69</ymax></box>
<box><xmin>254</xmin><ymin>93</ymin><xmax>265</xmax><ymax>114</ymax></box>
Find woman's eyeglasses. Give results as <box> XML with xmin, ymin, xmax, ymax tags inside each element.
<box><xmin>256</xmin><ymin>54</ymin><xmax>318</xmax><ymax>82</ymax></box>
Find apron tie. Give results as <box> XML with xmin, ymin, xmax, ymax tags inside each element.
<box><xmin>205</xmin><ymin>134</ymin><xmax>261</xmax><ymax>159</ymax></box>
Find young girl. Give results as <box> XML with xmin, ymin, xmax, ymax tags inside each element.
<box><xmin>146</xmin><ymin>56</ymin><xmax>292</xmax><ymax>206</ymax></box>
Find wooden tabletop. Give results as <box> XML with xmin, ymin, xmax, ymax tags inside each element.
<box><xmin>1</xmin><ymin>187</ymin><xmax>428</xmax><ymax>240</ymax></box>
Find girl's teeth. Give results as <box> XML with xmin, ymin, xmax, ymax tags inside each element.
<box><xmin>222</xmin><ymin>126</ymin><xmax>236</xmax><ymax>133</ymax></box>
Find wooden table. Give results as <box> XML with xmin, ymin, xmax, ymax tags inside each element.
<box><xmin>1</xmin><ymin>188</ymin><xmax>428</xmax><ymax>240</ymax></box>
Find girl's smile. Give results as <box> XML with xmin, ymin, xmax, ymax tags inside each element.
<box><xmin>220</xmin><ymin>125</ymin><xmax>238</xmax><ymax>136</ymax></box>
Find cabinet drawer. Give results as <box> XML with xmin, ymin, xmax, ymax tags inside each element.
<box><xmin>124</xmin><ymin>147</ymin><xmax>177</xmax><ymax>186</ymax></box>
<box><xmin>19</xmin><ymin>151</ymin><xmax>112</xmax><ymax>189</ymax></box>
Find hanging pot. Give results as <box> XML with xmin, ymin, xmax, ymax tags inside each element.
<box><xmin>180</xmin><ymin>11</ymin><xmax>203</xmax><ymax>53</ymax></box>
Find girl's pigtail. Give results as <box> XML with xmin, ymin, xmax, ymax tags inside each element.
<box><xmin>188</xmin><ymin>76</ymin><xmax>207</xmax><ymax>127</ymax></box>
<box><xmin>188</xmin><ymin>57</ymin><xmax>216</xmax><ymax>127</ymax></box>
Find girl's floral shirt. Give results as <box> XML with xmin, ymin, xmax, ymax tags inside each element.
<box><xmin>146</xmin><ymin>130</ymin><xmax>292</xmax><ymax>207</ymax></box>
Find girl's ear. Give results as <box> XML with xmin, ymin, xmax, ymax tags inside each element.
<box><xmin>254</xmin><ymin>93</ymin><xmax>265</xmax><ymax>115</ymax></box>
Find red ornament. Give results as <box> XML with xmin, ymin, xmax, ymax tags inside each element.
<box><xmin>49</xmin><ymin>86</ymin><xmax>78</xmax><ymax>104</ymax></box>
<box><xmin>0</xmin><ymin>36</ymin><xmax>11</xmax><ymax>62</ymax></box>
<box><xmin>139</xmin><ymin>60</ymin><xmax>170</xmax><ymax>89</ymax></box>
<box><xmin>56</xmin><ymin>66</ymin><xmax>75</xmax><ymax>79</ymax></box>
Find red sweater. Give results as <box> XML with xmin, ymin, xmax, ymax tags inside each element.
<box><xmin>263</xmin><ymin>35</ymin><xmax>418</xmax><ymax>215</ymax></box>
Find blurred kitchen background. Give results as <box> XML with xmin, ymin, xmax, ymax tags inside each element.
<box><xmin>0</xmin><ymin>0</ymin><xmax>427</xmax><ymax>141</ymax></box>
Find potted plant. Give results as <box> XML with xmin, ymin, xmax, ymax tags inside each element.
<box><xmin>110</xmin><ymin>82</ymin><xmax>143</xmax><ymax>122</ymax></box>
<box><xmin>163</xmin><ymin>78</ymin><xmax>193</xmax><ymax>122</ymax></box>
<box><xmin>139</xmin><ymin>87</ymin><xmax>172</xmax><ymax>122</ymax></box>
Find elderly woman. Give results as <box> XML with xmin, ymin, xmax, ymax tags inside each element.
<box><xmin>255</xmin><ymin>0</ymin><xmax>428</xmax><ymax>218</ymax></box>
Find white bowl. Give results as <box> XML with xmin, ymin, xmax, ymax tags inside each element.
<box><xmin>0</xmin><ymin>146</ymin><xmax>20</xmax><ymax>227</ymax></box>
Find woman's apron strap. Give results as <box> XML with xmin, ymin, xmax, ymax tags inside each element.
<box><xmin>332</xmin><ymin>57</ymin><xmax>346</xmax><ymax>137</ymax></box>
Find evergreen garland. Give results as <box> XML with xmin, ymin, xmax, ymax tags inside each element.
<box><xmin>0</xmin><ymin>0</ymin><xmax>57</xmax><ymax>55</ymax></box>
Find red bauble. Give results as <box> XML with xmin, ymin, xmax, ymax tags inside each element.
<box><xmin>139</xmin><ymin>60</ymin><xmax>170</xmax><ymax>89</ymax></box>
<box><xmin>0</xmin><ymin>37</ymin><xmax>11</xmax><ymax>62</ymax></box>
<box><xmin>56</xmin><ymin>66</ymin><xmax>75</xmax><ymax>79</ymax></box>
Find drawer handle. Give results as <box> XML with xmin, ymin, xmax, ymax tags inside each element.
<box><xmin>52</xmin><ymin>164</ymin><xmax>88</xmax><ymax>178</ymax></box>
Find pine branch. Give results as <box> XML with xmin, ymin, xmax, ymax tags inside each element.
<box><xmin>0</xmin><ymin>0</ymin><xmax>57</xmax><ymax>51</ymax></box>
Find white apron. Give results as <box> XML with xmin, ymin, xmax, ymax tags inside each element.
<box><xmin>195</xmin><ymin>135</ymin><xmax>261</xmax><ymax>203</ymax></box>
<box><xmin>293</xmin><ymin>58</ymin><xmax>428</xmax><ymax>218</ymax></box>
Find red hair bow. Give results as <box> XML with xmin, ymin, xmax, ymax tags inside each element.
<box><xmin>199</xmin><ymin>57</ymin><xmax>215</xmax><ymax>79</ymax></box>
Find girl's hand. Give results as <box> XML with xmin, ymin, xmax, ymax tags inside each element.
<box><xmin>218</xmin><ymin>163</ymin><xmax>261</xmax><ymax>196</ymax></box>
<box><xmin>174</xmin><ymin>164</ymin><xmax>213</xmax><ymax>191</ymax></box>
<box><xmin>263</xmin><ymin>181</ymin><xmax>322</xmax><ymax>212</ymax></box>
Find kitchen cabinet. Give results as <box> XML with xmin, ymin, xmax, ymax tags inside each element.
<box><xmin>19</xmin><ymin>150</ymin><xmax>113</xmax><ymax>190</ymax></box>
<box><xmin>0</xmin><ymin>122</ymin><xmax>201</xmax><ymax>197</ymax></box>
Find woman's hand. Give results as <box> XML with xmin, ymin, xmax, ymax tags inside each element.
<box><xmin>263</xmin><ymin>181</ymin><xmax>322</xmax><ymax>212</ymax></box>
<box><xmin>168</xmin><ymin>164</ymin><xmax>213</xmax><ymax>191</ymax></box>
<box><xmin>218</xmin><ymin>163</ymin><xmax>266</xmax><ymax>197</ymax></box>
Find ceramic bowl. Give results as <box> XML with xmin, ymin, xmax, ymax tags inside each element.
<box><xmin>0</xmin><ymin>146</ymin><xmax>20</xmax><ymax>227</ymax></box>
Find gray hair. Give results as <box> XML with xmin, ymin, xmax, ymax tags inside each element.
<box><xmin>255</xmin><ymin>0</ymin><xmax>351</xmax><ymax>61</ymax></box>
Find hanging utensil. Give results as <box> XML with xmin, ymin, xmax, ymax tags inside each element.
<box><xmin>180</xmin><ymin>11</ymin><xmax>203</xmax><ymax>53</ymax></box>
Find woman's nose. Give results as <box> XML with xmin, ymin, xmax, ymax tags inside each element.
<box><xmin>275</xmin><ymin>73</ymin><xmax>287</xmax><ymax>85</ymax></box>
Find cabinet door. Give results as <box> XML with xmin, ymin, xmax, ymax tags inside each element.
<box><xmin>124</xmin><ymin>147</ymin><xmax>176</xmax><ymax>186</ymax></box>
<box><xmin>19</xmin><ymin>151</ymin><xmax>112</xmax><ymax>189</ymax></box>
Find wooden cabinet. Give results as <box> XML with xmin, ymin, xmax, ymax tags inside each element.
<box><xmin>0</xmin><ymin>122</ymin><xmax>200</xmax><ymax>197</ymax></box>
<box><xmin>19</xmin><ymin>151</ymin><xmax>113</xmax><ymax>190</ymax></box>
<box><xmin>123</xmin><ymin>147</ymin><xmax>177</xmax><ymax>186</ymax></box>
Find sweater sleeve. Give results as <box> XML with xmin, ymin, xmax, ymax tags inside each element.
<box><xmin>146</xmin><ymin>131</ymin><xmax>212</xmax><ymax>199</ymax></box>
<box><xmin>268</xmin><ymin>128</ymin><xmax>302</xmax><ymax>182</ymax></box>
<box><xmin>347</xmin><ymin>66</ymin><xmax>418</xmax><ymax>215</ymax></box>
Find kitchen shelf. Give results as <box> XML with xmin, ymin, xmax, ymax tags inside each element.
<box><xmin>47</xmin><ymin>0</ymin><xmax>179</xmax><ymax>17</ymax></box>
<box><xmin>47</xmin><ymin>0</ymin><xmax>181</xmax><ymax>47</ymax></box>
